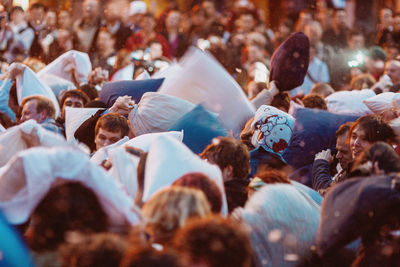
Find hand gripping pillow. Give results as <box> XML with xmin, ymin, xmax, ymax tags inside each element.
<box><xmin>143</xmin><ymin>135</ymin><xmax>228</xmax><ymax>214</ymax></box>
<box><xmin>37</xmin><ymin>50</ymin><xmax>92</xmax><ymax>84</ymax></box>
<box><xmin>128</xmin><ymin>92</ymin><xmax>195</xmax><ymax>136</ymax></box>
<box><xmin>168</xmin><ymin>105</ymin><xmax>228</xmax><ymax>154</ymax></box>
<box><xmin>269</xmin><ymin>32</ymin><xmax>310</xmax><ymax>91</ymax></box>
<box><xmin>100</xmin><ymin>78</ymin><xmax>165</xmax><ymax>107</ymax></box>
<box><xmin>0</xmin><ymin>120</ymin><xmax>68</xmax><ymax>167</ymax></box>
<box><xmin>326</xmin><ymin>89</ymin><xmax>375</xmax><ymax>116</ymax></box>
<box><xmin>14</xmin><ymin>64</ymin><xmax>61</xmax><ymax>117</ymax></box>
<box><xmin>282</xmin><ymin>107</ymin><xmax>358</xmax><ymax>169</ymax></box>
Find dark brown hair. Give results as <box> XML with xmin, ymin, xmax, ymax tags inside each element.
<box><xmin>347</xmin><ymin>114</ymin><xmax>396</xmax><ymax>144</ymax></box>
<box><xmin>200</xmin><ymin>137</ymin><xmax>250</xmax><ymax>179</ymax></box>
<box><xmin>94</xmin><ymin>113</ymin><xmax>130</xmax><ymax>137</ymax></box>
<box><xmin>26</xmin><ymin>181</ymin><xmax>109</xmax><ymax>251</ymax></box>
<box><xmin>60</xmin><ymin>89</ymin><xmax>90</xmax><ymax>108</ymax></box>
<box><xmin>302</xmin><ymin>94</ymin><xmax>327</xmax><ymax>110</ymax></box>
<box><xmin>173</xmin><ymin>215</ymin><xmax>252</xmax><ymax>267</ymax></box>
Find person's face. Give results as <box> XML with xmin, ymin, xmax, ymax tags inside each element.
<box><xmin>350</xmin><ymin>125</ymin><xmax>371</xmax><ymax>160</ymax></box>
<box><xmin>202</xmin><ymin>1</ymin><xmax>216</xmax><ymax>17</ymax></box>
<box><xmin>336</xmin><ymin>134</ymin><xmax>352</xmax><ymax>169</ymax></box>
<box><xmin>20</xmin><ymin>100</ymin><xmax>46</xmax><ymax>123</ymax></box>
<box><xmin>385</xmin><ymin>60</ymin><xmax>400</xmax><ymax>84</ymax></box>
<box><xmin>165</xmin><ymin>10</ymin><xmax>180</xmax><ymax>29</ymax></box>
<box><xmin>105</xmin><ymin>2</ymin><xmax>120</xmax><ymax>22</ymax></box>
<box><xmin>335</xmin><ymin>10</ymin><xmax>347</xmax><ymax>28</ymax></box>
<box><xmin>62</xmin><ymin>96</ymin><xmax>84</xmax><ymax>119</ymax></box>
<box><xmin>380</xmin><ymin>8</ymin><xmax>392</xmax><ymax>26</ymax></box>
<box><xmin>45</xmin><ymin>11</ymin><xmax>57</xmax><ymax>28</ymax></box>
<box><xmin>240</xmin><ymin>14</ymin><xmax>255</xmax><ymax>32</ymax></box>
<box><xmin>348</xmin><ymin>35</ymin><xmax>365</xmax><ymax>50</ymax></box>
<box><xmin>95</xmin><ymin>128</ymin><xmax>123</xmax><ymax>150</ymax></box>
<box><xmin>58</xmin><ymin>10</ymin><xmax>71</xmax><ymax>29</ymax></box>
<box><xmin>149</xmin><ymin>42</ymin><xmax>163</xmax><ymax>60</ymax></box>
<box><xmin>141</xmin><ymin>16</ymin><xmax>155</xmax><ymax>33</ymax></box>
<box><xmin>83</xmin><ymin>0</ymin><xmax>100</xmax><ymax>19</ymax></box>
<box><xmin>11</xmin><ymin>10</ymin><xmax>25</xmax><ymax>24</ymax></box>
<box><xmin>30</xmin><ymin>7</ymin><xmax>45</xmax><ymax>24</ymax></box>
<box><xmin>97</xmin><ymin>31</ymin><xmax>115</xmax><ymax>52</ymax></box>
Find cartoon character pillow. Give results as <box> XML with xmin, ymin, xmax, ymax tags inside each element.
<box><xmin>251</xmin><ymin>105</ymin><xmax>295</xmax><ymax>159</ymax></box>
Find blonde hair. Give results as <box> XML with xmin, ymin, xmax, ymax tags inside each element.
<box><xmin>142</xmin><ymin>186</ymin><xmax>211</xmax><ymax>244</ymax></box>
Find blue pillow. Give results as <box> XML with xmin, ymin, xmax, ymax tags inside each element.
<box><xmin>99</xmin><ymin>78</ymin><xmax>165</xmax><ymax>107</ymax></box>
<box><xmin>282</xmin><ymin>107</ymin><xmax>358</xmax><ymax>170</ymax></box>
<box><xmin>0</xmin><ymin>212</ymin><xmax>35</xmax><ymax>267</ymax></box>
<box><xmin>168</xmin><ymin>104</ymin><xmax>227</xmax><ymax>154</ymax></box>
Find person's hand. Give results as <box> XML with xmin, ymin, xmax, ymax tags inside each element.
<box><xmin>109</xmin><ymin>95</ymin><xmax>135</xmax><ymax>115</ymax></box>
<box><xmin>21</xmin><ymin>127</ymin><xmax>41</xmax><ymax>148</ymax></box>
<box><xmin>89</xmin><ymin>67</ymin><xmax>109</xmax><ymax>86</ymax></box>
<box><xmin>3</xmin><ymin>63</ymin><xmax>25</xmax><ymax>80</ymax></box>
<box><xmin>315</xmin><ymin>149</ymin><xmax>333</xmax><ymax>162</ymax></box>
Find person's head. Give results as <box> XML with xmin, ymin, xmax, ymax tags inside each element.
<box><xmin>238</xmin><ymin>11</ymin><xmax>256</xmax><ymax>33</ymax></box>
<box><xmin>348</xmin><ymin>115</ymin><xmax>396</xmax><ymax>160</ymax></box>
<box><xmin>105</xmin><ymin>0</ymin><xmax>121</xmax><ymax>24</ymax></box>
<box><xmin>172</xmin><ymin>172</ymin><xmax>222</xmax><ymax>213</ymax></box>
<box><xmin>304</xmin><ymin>20</ymin><xmax>323</xmax><ymax>45</ymax></box>
<box><xmin>57</xmin><ymin>28</ymin><xmax>74</xmax><ymax>50</ymax></box>
<box><xmin>333</xmin><ymin>8</ymin><xmax>347</xmax><ymax>29</ymax></box>
<box><xmin>26</xmin><ymin>181</ymin><xmax>109</xmax><ymax>251</ymax></box>
<box><xmin>383</xmin><ymin>43</ymin><xmax>400</xmax><ymax>61</ymax></box>
<box><xmin>10</xmin><ymin>6</ymin><xmax>25</xmax><ymax>25</ymax></box>
<box><xmin>202</xmin><ymin>0</ymin><xmax>217</xmax><ymax>19</ymax></box>
<box><xmin>271</xmin><ymin>92</ymin><xmax>291</xmax><ymax>113</ymax></box>
<box><xmin>200</xmin><ymin>137</ymin><xmax>250</xmax><ymax>181</ymax></box>
<box><xmin>335</xmin><ymin>122</ymin><xmax>353</xmax><ymax>169</ymax></box>
<box><xmin>29</xmin><ymin>2</ymin><xmax>46</xmax><ymax>24</ymax></box>
<box><xmin>96</xmin><ymin>28</ymin><xmax>115</xmax><ymax>53</ymax></box>
<box><xmin>45</xmin><ymin>9</ymin><xmax>57</xmax><ymax>29</ymax></box>
<box><xmin>148</xmin><ymin>39</ymin><xmax>163</xmax><ymax>60</ymax></box>
<box><xmin>58</xmin><ymin>9</ymin><xmax>71</xmax><ymax>29</ymax></box>
<box><xmin>350</xmin><ymin>74</ymin><xmax>376</xmax><ymax>90</ymax></box>
<box><xmin>295</xmin><ymin>9</ymin><xmax>312</xmax><ymax>32</ymax></box>
<box><xmin>173</xmin><ymin>215</ymin><xmax>252</xmax><ymax>267</ymax></box>
<box><xmin>114</xmin><ymin>48</ymin><xmax>132</xmax><ymax>70</ymax></box>
<box><xmin>385</xmin><ymin>60</ymin><xmax>400</xmax><ymax>85</ymax></box>
<box><xmin>140</xmin><ymin>12</ymin><xmax>156</xmax><ymax>33</ymax></box>
<box><xmin>83</xmin><ymin>0</ymin><xmax>100</xmax><ymax>19</ymax></box>
<box><xmin>350</xmin><ymin>141</ymin><xmax>400</xmax><ymax>177</ymax></box>
<box><xmin>20</xmin><ymin>95</ymin><xmax>56</xmax><ymax>123</ymax></box>
<box><xmin>302</xmin><ymin>94</ymin><xmax>327</xmax><ymax>110</ymax></box>
<box><xmin>255</xmin><ymin>169</ymin><xmax>291</xmax><ymax>185</ymax></box>
<box><xmin>59</xmin><ymin>233</ymin><xmax>128</xmax><ymax>267</ymax></box>
<box><xmin>347</xmin><ymin>29</ymin><xmax>365</xmax><ymax>50</ymax></box>
<box><xmin>121</xmin><ymin>246</ymin><xmax>183</xmax><ymax>267</ymax></box>
<box><xmin>94</xmin><ymin>113</ymin><xmax>130</xmax><ymax>150</ymax></box>
<box><xmin>380</xmin><ymin>8</ymin><xmax>393</xmax><ymax>27</ymax></box>
<box><xmin>59</xmin><ymin>90</ymin><xmax>89</xmax><ymax>119</ymax></box>
<box><xmin>141</xmin><ymin>186</ymin><xmax>211</xmax><ymax>244</ymax></box>
<box><xmin>165</xmin><ymin>9</ymin><xmax>181</xmax><ymax>30</ymax></box>
<box><xmin>310</xmin><ymin>83</ymin><xmax>335</xmax><ymax>97</ymax></box>
<box><xmin>191</xmin><ymin>5</ymin><xmax>206</xmax><ymax>27</ymax></box>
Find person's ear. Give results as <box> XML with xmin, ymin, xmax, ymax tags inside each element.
<box><xmin>222</xmin><ymin>165</ymin><xmax>233</xmax><ymax>180</ymax></box>
<box><xmin>39</xmin><ymin>110</ymin><xmax>48</xmax><ymax>122</ymax></box>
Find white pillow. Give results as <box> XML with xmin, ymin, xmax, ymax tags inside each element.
<box><xmin>39</xmin><ymin>73</ymin><xmax>76</xmax><ymax>98</ymax></box>
<box><xmin>90</xmin><ymin>136</ymin><xmax>130</xmax><ymax>165</ymax></box>
<box><xmin>0</xmin><ymin>147</ymin><xmax>141</xmax><ymax>226</ymax></box>
<box><xmin>123</xmin><ymin>131</ymin><xmax>183</xmax><ymax>152</ymax></box>
<box><xmin>143</xmin><ymin>135</ymin><xmax>228</xmax><ymax>214</ymax></box>
<box><xmin>65</xmin><ymin>107</ymin><xmax>102</xmax><ymax>142</ymax></box>
<box><xmin>108</xmin><ymin>146</ymin><xmax>140</xmax><ymax>198</ymax></box>
<box><xmin>157</xmin><ymin>47</ymin><xmax>255</xmax><ymax>136</ymax></box>
<box><xmin>14</xmin><ymin>64</ymin><xmax>61</xmax><ymax>117</ymax></box>
<box><xmin>128</xmin><ymin>92</ymin><xmax>195</xmax><ymax>136</ymax></box>
<box><xmin>111</xmin><ymin>64</ymin><xmax>134</xmax><ymax>81</ymax></box>
<box><xmin>0</xmin><ymin>120</ymin><xmax>67</xmax><ymax>167</ymax></box>
<box><xmin>363</xmin><ymin>92</ymin><xmax>397</xmax><ymax>115</ymax></box>
<box><xmin>326</xmin><ymin>89</ymin><xmax>375</xmax><ymax>116</ymax></box>
<box><xmin>38</xmin><ymin>50</ymin><xmax>92</xmax><ymax>84</ymax></box>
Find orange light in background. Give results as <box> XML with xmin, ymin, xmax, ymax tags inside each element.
<box><xmin>13</xmin><ymin>0</ymin><xmax>30</xmax><ymax>11</ymax></box>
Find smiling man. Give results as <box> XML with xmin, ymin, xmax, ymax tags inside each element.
<box><xmin>94</xmin><ymin>113</ymin><xmax>130</xmax><ymax>151</ymax></box>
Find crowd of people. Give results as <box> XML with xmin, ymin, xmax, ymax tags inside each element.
<box><xmin>1</xmin><ymin>0</ymin><xmax>400</xmax><ymax>266</ymax></box>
